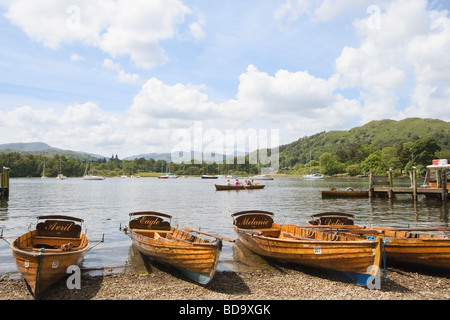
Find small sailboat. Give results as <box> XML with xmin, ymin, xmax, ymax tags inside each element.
<box><xmin>303</xmin><ymin>150</ymin><xmax>323</xmax><ymax>179</ymax></box>
<box><xmin>41</xmin><ymin>161</ymin><xmax>47</xmax><ymax>179</ymax></box>
<box><xmin>83</xmin><ymin>162</ymin><xmax>105</xmax><ymax>180</ymax></box>
<box><xmin>56</xmin><ymin>158</ymin><xmax>66</xmax><ymax>180</ymax></box>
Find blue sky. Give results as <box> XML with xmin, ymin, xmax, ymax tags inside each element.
<box><xmin>0</xmin><ymin>0</ymin><xmax>449</xmax><ymax>158</ymax></box>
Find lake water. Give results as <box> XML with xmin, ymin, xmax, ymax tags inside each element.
<box><xmin>0</xmin><ymin>176</ymin><xmax>448</xmax><ymax>277</ymax></box>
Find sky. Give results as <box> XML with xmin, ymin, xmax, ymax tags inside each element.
<box><xmin>0</xmin><ymin>0</ymin><xmax>449</xmax><ymax>159</ymax></box>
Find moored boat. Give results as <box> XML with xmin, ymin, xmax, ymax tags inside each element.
<box><xmin>319</xmin><ymin>188</ymin><xmax>369</xmax><ymax>198</ymax></box>
<box><xmin>201</xmin><ymin>175</ymin><xmax>218</xmax><ymax>179</ymax></box>
<box><xmin>251</xmin><ymin>175</ymin><xmax>274</xmax><ymax>180</ymax></box>
<box><xmin>232</xmin><ymin>210</ymin><xmax>382</xmax><ymax>287</ymax></box>
<box><xmin>309</xmin><ymin>212</ymin><xmax>450</xmax><ymax>273</ymax></box>
<box><xmin>124</xmin><ymin>211</ymin><xmax>222</xmax><ymax>285</ymax></box>
<box><xmin>215</xmin><ymin>184</ymin><xmax>265</xmax><ymax>191</ymax></box>
<box><xmin>10</xmin><ymin>215</ymin><xmax>90</xmax><ymax>298</ymax></box>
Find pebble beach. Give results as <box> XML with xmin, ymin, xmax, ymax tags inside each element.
<box><xmin>1</xmin><ymin>263</ymin><xmax>448</xmax><ymax>301</ymax></box>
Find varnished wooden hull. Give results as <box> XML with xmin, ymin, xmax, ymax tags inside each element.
<box><xmin>127</xmin><ymin>212</ymin><xmax>221</xmax><ymax>285</ymax></box>
<box><xmin>215</xmin><ymin>184</ymin><xmax>265</xmax><ymax>191</ymax></box>
<box><xmin>232</xmin><ymin>211</ymin><xmax>381</xmax><ymax>286</ymax></box>
<box><xmin>319</xmin><ymin>190</ymin><xmax>369</xmax><ymax>198</ymax></box>
<box><xmin>308</xmin><ymin>212</ymin><xmax>450</xmax><ymax>273</ymax></box>
<box><xmin>11</xmin><ymin>229</ymin><xmax>89</xmax><ymax>298</ymax></box>
<box><xmin>364</xmin><ymin>229</ymin><xmax>450</xmax><ymax>272</ymax></box>
<box><xmin>130</xmin><ymin>229</ymin><xmax>221</xmax><ymax>284</ymax></box>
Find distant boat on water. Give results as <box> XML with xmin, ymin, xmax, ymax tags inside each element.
<box><xmin>83</xmin><ymin>162</ymin><xmax>105</xmax><ymax>180</ymax></box>
<box><xmin>251</xmin><ymin>175</ymin><xmax>274</xmax><ymax>180</ymax></box>
<box><xmin>56</xmin><ymin>159</ymin><xmax>66</xmax><ymax>180</ymax></box>
<box><xmin>303</xmin><ymin>150</ymin><xmax>323</xmax><ymax>179</ymax></box>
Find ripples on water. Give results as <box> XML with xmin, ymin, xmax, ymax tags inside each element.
<box><xmin>0</xmin><ymin>176</ymin><xmax>448</xmax><ymax>275</ymax></box>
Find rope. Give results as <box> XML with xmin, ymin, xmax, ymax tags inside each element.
<box><xmin>382</xmin><ymin>238</ymin><xmax>389</xmax><ymax>282</ymax></box>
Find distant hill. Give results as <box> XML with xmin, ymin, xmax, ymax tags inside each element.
<box><xmin>279</xmin><ymin>118</ymin><xmax>450</xmax><ymax>167</ymax></box>
<box><xmin>0</xmin><ymin>142</ymin><xmax>105</xmax><ymax>161</ymax></box>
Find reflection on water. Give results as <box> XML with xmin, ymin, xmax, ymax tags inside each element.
<box><xmin>0</xmin><ymin>176</ymin><xmax>447</xmax><ymax>276</ymax></box>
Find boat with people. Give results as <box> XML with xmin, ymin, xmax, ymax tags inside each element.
<box><xmin>124</xmin><ymin>211</ymin><xmax>222</xmax><ymax>285</ymax></box>
<box><xmin>215</xmin><ymin>184</ymin><xmax>265</xmax><ymax>191</ymax></box>
<box><xmin>232</xmin><ymin>210</ymin><xmax>382</xmax><ymax>286</ymax></box>
<box><xmin>215</xmin><ymin>179</ymin><xmax>265</xmax><ymax>191</ymax></box>
<box><xmin>9</xmin><ymin>215</ymin><xmax>90</xmax><ymax>298</ymax></box>
<box><xmin>308</xmin><ymin>212</ymin><xmax>450</xmax><ymax>273</ymax></box>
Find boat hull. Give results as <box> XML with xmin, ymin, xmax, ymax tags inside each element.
<box><xmin>319</xmin><ymin>190</ymin><xmax>369</xmax><ymax>198</ymax></box>
<box><xmin>373</xmin><ymin>230</ymin><xmax>450</xmax><ymax>272</ymax></box>
<box><xmin>127</xmin><ymin>212</ymin><xmax>221</xmax><ymax>285</ymax></box>
<box><xmin>232</xmin><ymin>211</ymin><xmax>381</xmax><ymax>286</ymax></box>
<box><xmin>308</xmin><ymin>212</ymin><xmax>450</xmax><ymax>273</ymax></box>
<box><xmin>11</xmin><ymin>230</ymin><xmax>89</xmax><ymax>298</ymax></box>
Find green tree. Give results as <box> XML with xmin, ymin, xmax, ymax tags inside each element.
<box><xmin>319</xmin><ymin>152</ymin><xmax>345</xmax><ymax>176</ymax></box>
<box><xmin>360</xmin><ymin>153</ymin><xmax>384</xmax><ymax>174</ymax></box>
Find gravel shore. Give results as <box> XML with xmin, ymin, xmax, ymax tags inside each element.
<box><xmin>1</xmin><ymin>262</ymin><xmax>448</xmax><ymax>301</ymax></box>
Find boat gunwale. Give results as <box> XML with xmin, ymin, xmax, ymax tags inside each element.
<box><xmin>129</xmin><ymin>228</ymin><xmax>221</xmax><ymax>249</ymax></box>
<box><xmin>235</xmin><ymin>228</ymin><xmax>380</xmax><ymax>246</ymax></box>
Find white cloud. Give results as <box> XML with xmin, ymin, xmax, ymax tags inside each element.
<box><xmin>70</xmin><ymin>54</ymin><xmax>84</xmax><ymax>62</ymax></box>
<box><xmin>4</xmin><ymin>0</ymin><xmax>194</xmax><ymax>69</ymax></box>
<box><xmin>333</xmin><ymin>0</ymin><xmax>450</xmax><ymax>123</ymax></box>
<box><xmin>102</xmin><ymin>58</ymin><xmax>141</xmax><ymax>84</ymax></box>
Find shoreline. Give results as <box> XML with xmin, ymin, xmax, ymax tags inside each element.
<box><xmin>1</xmin><ymin>263</ymin><xmax>448</xmax><ymax>301</ymax></box>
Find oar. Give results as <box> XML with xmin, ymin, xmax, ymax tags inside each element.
<box><xmin>296</xmin><ymin>224</ymin><xmax>365</xmax><ymax>229</ymax></box>
<box><xmin>372</xmin><ymin>226</ymin><xmax>450</xmax><ymax>232</ymax></box>
<box><xmin>184</xmin><ymin>227</ymin><xmax>235</xmax><ymax>242</ymax></box>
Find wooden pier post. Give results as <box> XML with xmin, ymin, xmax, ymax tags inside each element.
<box><xmin>368</xmin><ymin>172</ymin><xmax>373</xmax><ymax>198</ymax></box>
<box><xmin>442</xmin><ymin>168</ymin><xmax>448</xmax><ymax>202</ymax></box>
<box><xmin>387</xmin><ymin>170</ymin><xmax>394</xmax><ymax>199</ymax></box>
<box><xmin>0</xmin><ymin>167</ymin><xmax>10</xmax><ymax>198</ymax></box>
<box><xmin>412</xmin><ymin>168</ymin><xmax>417</xmax><ymax>201</ymax></box>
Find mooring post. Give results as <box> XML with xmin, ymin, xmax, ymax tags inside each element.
<box><xmin>369</xmin><ymin>172</ymin><xmax>373</xmax><ymax>198</ymax></box>
<box><xmin>412</xmin><ymin>168</ymin><xmax>417</xmax><ymax>201</ymax></box>
<box><xmin>0</xmin><ymin>167</ymin><xmax>10</xmax><ymax>198</ymax></box>
<box><xmin>442</xmin><ymin>168</ymin><xmax>448</xmax><ymax>202</ymax></box>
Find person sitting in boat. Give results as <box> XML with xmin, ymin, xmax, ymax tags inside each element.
<box><xmin>227</xmin><ymin>180</ymin><xmax>231</xmax><ymax>186</ymax></box>
<box><xmin>234</xmin><ymin>179</ymin><xmax>241</xmax><ymax>186</ymax></box>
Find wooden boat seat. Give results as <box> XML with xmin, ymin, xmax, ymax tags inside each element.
<box><xmin>260</xmin><ymin>228</ymin><xmax>281</xmax><ymax>237</ymax></box>
<box><xmin>31</xmin><ymin>236</ymin><xmax>82</xmax><ymax>249</ymax></box>
<box><xmin>133</xmin><ymin>229</ymin><xmax>171</xmax><ymax>237</ymax></box>
<box><xmin>281</xmin><ymin>232</ymin><xmax>315</xmax><ymax>241</ymax></box>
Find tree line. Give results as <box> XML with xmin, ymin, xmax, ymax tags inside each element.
<box><xmin>0</xmin><ymin>152</ymin><xmax>263</xmax><ymax>177</ymax></box>
<box><xmin>289</xmin><ymin>137</ymin><xmax>449</xmax><ymax>177</ymax></box>
<box><xmin>2</xmin><ymin>136</ymin><xmax>448</xmax><ymax>178</ymax></box>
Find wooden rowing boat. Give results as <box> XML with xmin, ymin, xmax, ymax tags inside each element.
<box><xmin>319</xmin><ymin>188</ymin><xmax>369</xmax><ymax>198</ymax></box>
<box><xmin>232</xmin><ymin>210</ymin><xmax>382</xmax><ymax>286</ymax></box>
<box><xmin>125</xmin><ymin>211</ymin><xmax>222</xmax><ymax>285</ymax></box>
<box><xmin>215</xmin><ymin>184</ymin><xmax>265</xmax><ymax>191</ymax></box>
<box><xmin>308</xmin><ymin>212</ymin><xmax>450</xmax><ymax>273</ymax></box>
<box><xmin>10</xmin><ymin>215</ymin><xmax>90</xmax><ymax>298</ymax></box>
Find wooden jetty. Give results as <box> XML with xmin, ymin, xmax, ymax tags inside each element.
<box><xmin>0</xmin><ymin>167</ymin><xmax>10</xmax><ymax>198</ymax></box>
<box><xmin>319</xmin><ymin>160</ymin><xmax>449</xmax><ymax>202</ymax></box>
<box><xmin>370</xmin><ymin>160</ymin><xmax>449</xmax><ymax>202</ymax></box>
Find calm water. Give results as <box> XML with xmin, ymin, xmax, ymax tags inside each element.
<box><xmin>1</xmin><ymin>176</ymin><xmax>448</xmax><ymax>276</ymax></box>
